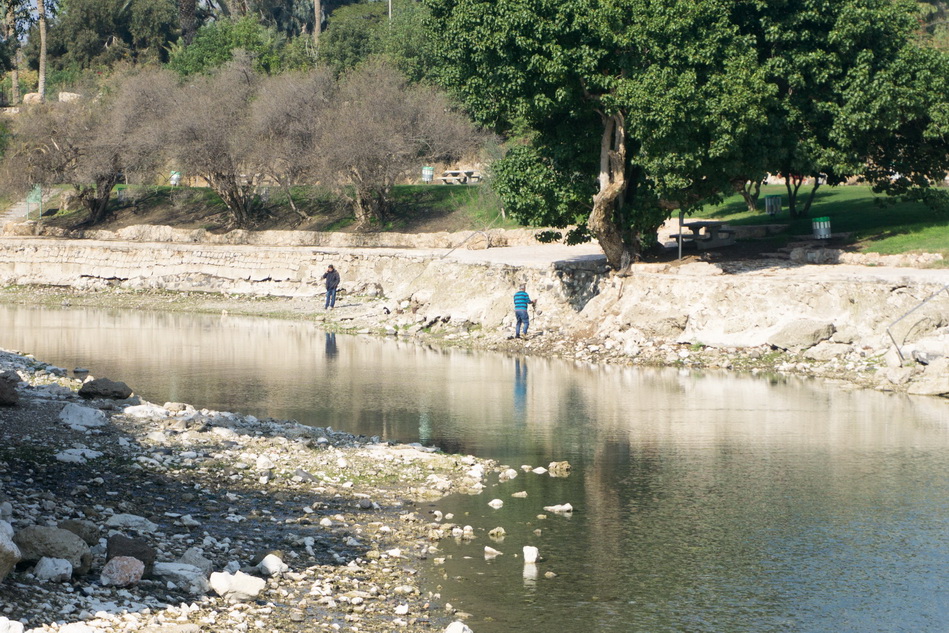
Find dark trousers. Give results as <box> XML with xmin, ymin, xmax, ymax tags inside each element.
<box><xmin>325</xmin><ymin>287</ymin><xmax>337</xmax><ymax>308</ymax></box>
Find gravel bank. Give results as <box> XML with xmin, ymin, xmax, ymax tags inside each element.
<box><xmin>0</xmin><ymin>349</ymin><xmax>506</xmax><ymax>633</ymax></box>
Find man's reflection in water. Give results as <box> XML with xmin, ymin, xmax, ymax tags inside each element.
<box><xmin>514</xmin><ymin>357</ymin><xmax>527</xmax><ymax>423</ymax></box>
<box><xmin>325</xmin><ymin>332</ymin><xmax>338</xmax><ymax>360</ymax></box>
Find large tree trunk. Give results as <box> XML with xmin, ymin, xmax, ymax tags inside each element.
<box><xmin>783</xmin><ymin>172</ymin><xmax>805</xmax><ymax>218</ymax></box>
<box><xmin>37</xmin><ymin>0</ymin><xmax>46</xmax><ymax>103</ymax></box>
<box><xmin>82</xmin><ymin>174</ymin><xmax>121</xmax><ymax>225</ymax></box>
<box><xmin>313</xmin><ymin>0</ymin><xmax>321</xmax><ymax>46</ymax></box>
<box><xmin>800</xmin><ymin>174</ymin><xmax>821</xmax><ymax>217</ymax></box>
<box><xmin>588</xmin><ymin>112</ymin><xmax>632</xmax><ymax>271</ymax></box>
<box><xmin>180</xmin><ymin>0</ymin><xmax>197</xmax><ymax>45</ymax></box>
<box><xmin>3</xmin><ymin>5</ymin><xmax>17</xmax><ymax>105</ymax></box>
<box><xmin>11</xmin><ymin>49</ymin><xmax>20</xmax><ymax>105</ymax></box>
<box><xmin>732</xmin><ymin>178</ymin><xmax>761</xmax><ymax>212</ymax></box>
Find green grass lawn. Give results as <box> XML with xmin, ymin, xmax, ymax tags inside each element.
<box><xmin>700</xmin><ymin>184</ymin><xmax>949</xmax><ymax>258</ymax></box>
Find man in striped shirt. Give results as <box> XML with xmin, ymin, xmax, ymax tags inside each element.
<box><xmin>513</xmin><ymin>284</ymin><xmax>536</xmax><ymax>339</ymax></box>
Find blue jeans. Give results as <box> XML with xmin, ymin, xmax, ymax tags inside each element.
<box><xmin>515</xmin><ymin>309</ymin><xmax>529</xmax><ymax>337</ymax></box>
<box><xmin>325</xmin><ymin>287</ymin><xmax>337</xmax><ymax>308</ymax></box>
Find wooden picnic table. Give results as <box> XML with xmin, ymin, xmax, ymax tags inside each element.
<box><xmin>439</xmin><ymin>169</ymin><xmax>481</xmax><ymax>184</ymax></box>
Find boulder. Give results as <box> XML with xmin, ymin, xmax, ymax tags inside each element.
<box><xmin>0</xmin><ymin>522</ymin><xmax>21</xmax><ymax>582</ymax></box>
<box><xmin>154</xmin><ymin>562</ymin><xmax>209</xmax><ymax>594</ymax></box>
<box><xmin>906</xmin><ymin>357</ymin><xmax>949</xmax><ymax>397</ymax></box>
<box><xmin>100</xmin><ymin>555</ymin><xmax>145</xmax><ymax>587</ymax></box>
<box><xmin>0</xmin><ymin>617</ymin><xmax>25</xmax><ymax>633</ymax></box>
<box><xmin>803</xmin><ymin>342</ymin><xmax>853</xmax><ymax>361</ymax></box>
<box><xmin>257</xmin><ymin>553</ymin><xmax>289</xmax><ymax>577</ymax></box>
<box><xmin>78</xmin><ymin>377</ymin><xmax>133</xmax><ymax>400</ymax></box>
<box><xmin>768</xmin><ymin>319</ymin><xmax>835</xmax><ymax>352</ymax></box>
<box><xmin>105</xmin><ymin>513</ymin><xmax>159</xmax><ymax>534</ymax></box>
<box><xmin>21</xmin><ymin>92</ymin><xmax>41</xmax><ymax>105</ymax></box>
<box><xmin>444</xmin><ymin>623</ymin><xmax>474</xmax><ymax>633</ymax></box>
<box><xmin>107</xmin><ymin>534</ymin><xmax>157</xmax><ymax>576</ymax></box>
<box><xmin>33</xmin><ymin>557</ymin><xmax>72</xmax><ymax>582</ymax></box>
<box><xmin>176</xmin><ymin>547</ymin><xmax>213</xmax><ymax>576</ymax></box>
<box><xmin>58</xmin><ymin>519</ymin><xmax>100</xmax><ymax>546</ymax></box>
<box><xmin>0</xmin><ymin>371</ymin><xmax>20</xmax><ymax>406</ymax></box>
<box><xmin>58</xmin><ymin>403</ymin><xmax>108</xmax><ymax>430</ymax></box>
<box><xmin>58</xmin><ymin>91</ymin><xmax>81</xmax><ymax>103</ymax></box>
<box><xmin>13</xmin><ymin>526</ymin><xmax>91</xmax><ymax>575</ymax></box>
<box><xmin>122</xmin><ymin>403</ymin><xmax>170</xmax><ymax>419</ymax></box>
<box><xmin>209</xmin><ymin>570</ymin><xmax>266</xmax><ymax>602</ymax></box>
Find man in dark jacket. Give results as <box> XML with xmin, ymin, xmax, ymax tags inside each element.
<box><xmin>322</xmin><ymin>264</ymin><xmax>340</xmax><ymax>309</ymax></box>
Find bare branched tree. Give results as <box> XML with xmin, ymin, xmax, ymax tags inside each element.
<box><xmin>249</xmin><ymin>68</ymin><xmax>335</xmax><ymax>220</ymax></box>
<box><xmin>164</xmin><ymin>53</ymin><xmax>269</xmax><ymax>228</ymax></box>
<box><xmin>1</xmin><ymin>69</ymin><xmax>175</xmax><ymax>224</ymax></box>
<box><xmin>316</xmin><ymin>59</ymin><xmax>481</xmax><ymax>228</ymax></box>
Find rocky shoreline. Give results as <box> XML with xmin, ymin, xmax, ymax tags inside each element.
<box><xmin>1</xmin><ymin>284</ymin><xmax>946</xmax><ymax>398</ymax></box>
<box><xmin>0</xmin><ymin>348</ymin><xmax>516</xmax><ymax>633</ymax></box>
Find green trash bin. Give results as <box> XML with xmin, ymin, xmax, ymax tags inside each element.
<box><xmin>421</xmin><ymin>166</ymin><xmax>435</xmax><ymax>183</ymax></box>
<box><xmin>812</xmin><ymin>216</ymin><xmax>831</xmax><ymax>239</ymax></box>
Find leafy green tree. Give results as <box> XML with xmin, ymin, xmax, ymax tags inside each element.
<box><xmin>729</xmin><ymin>0</ymin><xmax>949</xmax><ymax>217</ymax></box>
<box><xmin>428</xmin><ymin>0</ymin><xmax>770</xmax><ymax>268</ymax></box>
<box><xmin>42</xmin><ymin>0</ymin><xmax>178</xmax><ymax>69</ymax></box>
<box><xmin>1</xmin><ymin>0</ymin><xmax>30</xmax><ymax>104</ymax></box>
<box><xmin>167</xmin><ymin>15</ymin><xmax>286</xmax><ymax>75</ymax></box>
<box><xmin>317</xmin><ymin>2</ymin><xmax>385</xmax><ymax>75</ymax></box>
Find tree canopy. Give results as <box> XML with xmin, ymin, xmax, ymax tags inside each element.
<box><xmin>428</xmin><ymin>0</ymin><xmax>949</xmax><ymax>268</ymax></box>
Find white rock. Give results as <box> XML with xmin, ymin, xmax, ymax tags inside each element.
<box><xmin>257</xmin><ymin>553</ymin><xmax>289</xmax><ymax>576</ymax></box>
<box><xmin>122</xmin><ymin>403</ymin><xmax>170</xmax><ymax>419</ymax></box>
<box><xmin>543</xmin><ymin>503</ymin><xmax>573</xmax><ymax>514</ymax></box>
<box><xmin>58</xmin><ymin>624</ymin><xmax>97</xmax><ymax>633</ymax></box>
<box><xmin>523</xmin><ymin>546</ymin><xmax>539</xmax><ymax>564</ymax></box>
<box><xmin>395</xmin><ymin>604</ymin><xmax>409</xmax><ymax>615</ymax></box>
<box><xmin>444</xmin><ymin>622</ymin><xmax>473</xmax><ymax>633</ymax></box>
<box><xmin>58</xmin><ymin>403</ymin><xmax>107</xmax><ymax>430</ymax></box>
<box><xmin>33</xmin><ymin>557</ymin><xmax>72</xmax><ymax>582</ymax></box>
<box><xmin>483</xmin><ymin>547</ymin><xmax>502</xmax><ymax>559</ymax></box>
<box><xmin>0</xmin><ymin>617</ymin><xmax>25</xmax><ymax>633</ymax></box>
<box><xmin>487</xmin><ymin>499</ymin><xmax>503</xmax><ymax>509</ymax></box>
<box><xmin>210</xmin><ymin>570</ymin><xmax>267</xmax><ymax>603</ymax></box>
<box><xmin>105</xmin><ymin>513</ymin><xmax>159</xmax><ymax>533</ymax></box>
<box><xmin>531</xmin><ymin>467</ymin><xmax>547</xmax><ymax>474</ymax></box>
<box><xmin>55</xmin><ymin>448</ymin><xmax>104</xmax><ymax>464</ymax></box>
<box><xmin>256</xmin><ymin>455</ymin><xmax>275</xmax><ymax>470</ymax></box>
<box><xmin>498</xmin><ymin>468</ymin><xmax>518</xmax><ymax>482</ymax></box>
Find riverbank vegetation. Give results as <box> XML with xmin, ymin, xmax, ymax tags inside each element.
<box><xmin>0</xmin><ymin>0</ymin><xmax>947</xmax><ymax>266</ymax></box>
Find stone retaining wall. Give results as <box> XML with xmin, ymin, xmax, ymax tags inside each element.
<box><xmin>4</xmin><ymin>221</ymin><xmax>562</xmax><ymax>250</ymax></box>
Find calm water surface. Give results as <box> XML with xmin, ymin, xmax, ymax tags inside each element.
<box><xmin>3</xmin><ymin>305</ymin><xmax>949</xmax><ymax>633</ymax></box>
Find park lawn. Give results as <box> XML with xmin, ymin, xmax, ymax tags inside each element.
<box><xmin>701</xmin><ymin>184</ymin><xmax>949</xmax><ymax>258</ymax></box>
